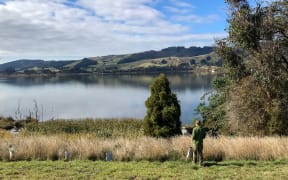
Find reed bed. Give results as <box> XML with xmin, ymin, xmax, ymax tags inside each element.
<box><xmin>23</xmin><ymin>118</ymin><xmax>144</xmax><ymax>138</ymax></box>
<box><xmin>0</xmin><ymin>133</ymin><xmax>287</xmax><ymax>161</ymax></box>
<box><xmin>204</xmin><ymin>136</ymin><xmax>288</xmax><ymax>161</ymax></box>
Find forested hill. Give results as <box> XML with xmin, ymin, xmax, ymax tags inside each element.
<box><xmin>0</xmin><ymin>46</ymin><xmax>222</xmax><ymax>74</ymax></box>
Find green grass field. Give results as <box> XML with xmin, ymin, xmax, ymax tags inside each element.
<box><xmin>1</xmin><ymin>160</ymin><xmax>287</xmax><ymax>179</ymax></box>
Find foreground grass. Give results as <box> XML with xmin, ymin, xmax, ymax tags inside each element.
<box><xmin>0</xmin><ymin>160</ymin><xmax>288</xmax><ymax>179</ymax></box>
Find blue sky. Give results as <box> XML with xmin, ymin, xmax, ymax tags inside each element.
<box><xmin>0</xmin><ymin>0</ymin><xmax>236</xmax><ymax>63</ymax></box>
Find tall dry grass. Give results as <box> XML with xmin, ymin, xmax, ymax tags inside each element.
<box><xmin>204</xmin><ymin>136</ymin><xmax>288</xmax><ymax>161</ymax></box>
<box><xmin>0</xmin><ymin>134</ymin><xmax>287</xmax><ymax>161</ymax></box>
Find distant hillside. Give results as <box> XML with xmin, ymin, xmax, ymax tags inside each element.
<box><xmin>0</xmin><ymin>46</ymin><xmax>222</xmax><ymax>75</ymax></box>
<box><xmin>0</xmin><ymin>60</ymin><xmax>76</xmax><ymax>72</ymax></box>
<box><xmin>118</xmin><ymin>46</ymin><xmax>214</xmax><ymax>64</ymax></box>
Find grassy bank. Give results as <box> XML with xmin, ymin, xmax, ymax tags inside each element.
<box><xmin>1</xmin><ymin>160</ymin><xmax>288</xmax><ymax>179</ymax></box>
<box><xmin>1</xmin><ymin>133</ymin><xmax>288</xmax><ymax>161</ymax></box>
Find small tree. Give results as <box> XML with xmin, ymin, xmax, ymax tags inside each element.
<box><xmin>144</xmin><ymin>74</ymin><xmax>181</xmax><ymax>137</ymax></box>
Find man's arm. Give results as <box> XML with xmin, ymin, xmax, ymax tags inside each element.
<box><xmin>192</xmin><ymin>128</ymin><xmax>195</xmax><ymax>140</ymax></box>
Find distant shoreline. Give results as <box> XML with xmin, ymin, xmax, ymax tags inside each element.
<box><xmin>0</xmin><ymin>66</ymin><xmax>222</xmax><ymax>77</ymax></box>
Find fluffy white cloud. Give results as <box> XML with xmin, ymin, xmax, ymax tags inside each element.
<box><xmin>77</xmin><ymin>0</ymin><xmax>162</xmax><ymax>25</ymax></box>
<box><xmin>0</xmin><ymin>0</ymin><xmax>226</xmax><ymax>61</ymax></box>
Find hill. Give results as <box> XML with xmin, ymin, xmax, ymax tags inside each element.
<box><xmin>0</xmin><ymin>46</ymin><xmax>222</xmax><ymax>75</ymax></box>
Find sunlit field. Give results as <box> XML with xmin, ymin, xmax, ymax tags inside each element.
<box><xmin>1</xmin><ymin>160</ymin><xmax>288</xmax><ymax>179</ymax></box>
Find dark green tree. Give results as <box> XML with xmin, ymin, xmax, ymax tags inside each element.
<box><xmin>144</xmin><ymin>74</ymin><xmax>181</xmax><ymax>137</ymax></box>
<box><xmin>195</xmin><ymin>76</ymin><xmax>227</xmax><ymax>134</ymax></box>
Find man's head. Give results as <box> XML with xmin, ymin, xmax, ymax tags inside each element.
<box><xmin>195</xmin><ymin>120</ymin><xmax>201</xmax><ymax>126</ymax></box>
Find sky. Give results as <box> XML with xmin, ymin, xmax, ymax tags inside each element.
<box><xmin>0</xmin><ymin>0</ymin><xmax>241</xmax><ymax>63</ymax></box>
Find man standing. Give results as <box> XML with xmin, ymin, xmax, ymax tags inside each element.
<box><xmin>192</xmin><ymin>120</ymin><xmax>206</xmax><ymax>165</ymax></box>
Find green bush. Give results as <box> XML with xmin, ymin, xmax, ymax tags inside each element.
<box><xmin>144</xmin><ymin>74</ymin><xmax>181</xmax><ymax>137</ymax></box>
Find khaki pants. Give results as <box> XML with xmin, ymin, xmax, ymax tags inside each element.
<box><xmin>193</xmin><ymin>145</ymin><xmax>203</xmax><ymax>165</ymax></box>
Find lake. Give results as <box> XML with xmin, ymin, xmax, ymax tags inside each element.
<box><xmin>0</xmin><ymin>73</ymin><xmax>216</xmax><ymax>124</ymax></box>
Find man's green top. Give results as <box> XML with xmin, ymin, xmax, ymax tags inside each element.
<box><xmin>192</xmin><ymin>126</ymin><xmax>206</xmax><ymax>147</ymax></box>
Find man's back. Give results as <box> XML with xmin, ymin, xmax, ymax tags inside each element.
<box><xmin>192</xmin><ymin>126</ymin><xmax>205</xmax><ymax>146</ymax></box>
<box><xmin>191</xmin><ymin>120</ymin><xmax>206</xmax><ymax>165</ymax></box>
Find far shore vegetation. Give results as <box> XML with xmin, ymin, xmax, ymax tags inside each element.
<box><xmin>0</xmin><ymin>46</ymin><xmax>222</xmax><ymax>76</ymax></box>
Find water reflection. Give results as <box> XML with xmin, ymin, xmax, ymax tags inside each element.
<box><xmin>0</xmin><ymin>73</ymin><xmax>216</xmax><ymax>124</ymax></box>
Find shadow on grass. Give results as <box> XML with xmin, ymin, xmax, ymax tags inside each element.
<box><xmin>203</xmin><ymin>161</ymin><xmax>258</xmax><ymax>167</ymax></box>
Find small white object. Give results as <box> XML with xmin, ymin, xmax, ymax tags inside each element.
<box><xmin>9</xmin><ymin>151</ymin><xmax>13</xmax><ymax>160</ymax></box>
<box><xmin>105</xmin><ymin>152</ymin><xmax>112</xmax><ymax>161</ymax></box>
<box><xmin>8</xmin><ymin>145</ymin><xmax>14</xmax><ymax>160</ymax></box>
<box><xmin>10</xmin><ymin>127</ymin><xmax>20</xmax><ymax>136</ymax></box>
<box><xmin>181</xmin><ymin>127</ymin><xmax>188</xmax><ymax>135</ymax></box>
<box><xmin>186</xmin><ymin>147</ymin><xmax>193</xmax><ymax>159</ymax></box>
<box><xmin>64</xmin><ymin>151</ymin><xmax>71</xmax><ymax>161</ymax></box>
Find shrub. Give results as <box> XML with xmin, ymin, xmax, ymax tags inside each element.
<box><xmin>144</xmin><ymin>74</ymin><xmax>181</xmax><ymax>137</ymax></box>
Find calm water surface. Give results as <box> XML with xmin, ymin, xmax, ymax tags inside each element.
<box><xmin>0</xmin><ymin>74</ymin><xmax>215</xmax><ymax>124</ymax></box>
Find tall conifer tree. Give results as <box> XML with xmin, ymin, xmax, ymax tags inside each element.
<box><xmin>144</xmin><ymin>74</ymin><xmax>181</xmax><ymax>137</ymax></box>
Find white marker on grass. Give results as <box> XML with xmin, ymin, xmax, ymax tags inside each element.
<box><xmin>8</xmin><ymin>145</ymin><xmax>14</xmax><ymax>160</ymax></box>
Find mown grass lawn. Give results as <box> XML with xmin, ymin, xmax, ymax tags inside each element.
<box><xmin>0</xmin><ymin>160</ymin><xmax>287</xmax><ymax>179</ymax></box>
